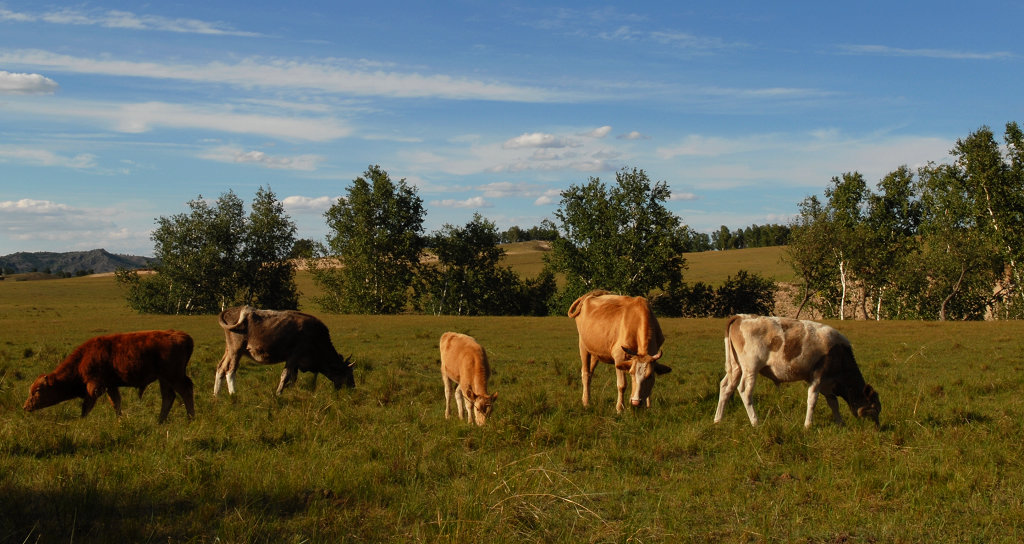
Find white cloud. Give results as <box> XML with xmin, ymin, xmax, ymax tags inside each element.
<box><xmin>282</xmin><ymin>195</ymin><xmax>340</xmax><ymax>214</ymax></box>
<box><xmin>0</xmin><ymin>146</ymin><xmax>96</xmax><ymax>168</ymax></box>
<box><xmin>534</xmin><ymin>189</ymin><xmax>561</xmax><ymax>206</ymax></box>
<box><xmin>199</xmin><ymin>146</ymin><xmax>326</xmax><ymax>171</ymax></box>
<box><xmin>618</xmin><ymin>131</ymin><xmax>650</xmax><ymax>140</ymax></box>
<box><xmin>0</xmin><ymin>71</ymin><xmax>58</xmax><ymax>94</ymax></box>
<box><xmin>2</xmin><ymin>7</ymin><xmax>261</xmax><ymax>36</ymax></box>
<box><xmin>432</xmin><ymin>196</ymin><xmax>491</xmax><ymax>208</ymax></box>
<box><xmin>0</xmin><ymin>49</ymin><xmax>568</xmax><ymax>103</ymax></box>
<box><xmin>4</xmin><ymin>98</ymin><xmax>352</xmax><ymax>141</ymax></box>
<box><xmin>669</xmin><ymin>191</ymin><xmax>698</xmax><ymax>201</ymax></box>
<box><xmin>582</xmin><ymin>125</ymin><xmax>612</xmax><ymax>138</ymax></box>
<box><xmin>0</xmin><ymin>198</ymin><xmax>149</xmax><ymax>252</ymax></box>
<box><xmin>503</xmin><ymin>132</ymin><xmax>578</xmax><ymax>149</ymax></box>
<box><xmin>840</xmin><ymin>44</ymin><xmax>1015</xmax><ymax>61</ymax></box>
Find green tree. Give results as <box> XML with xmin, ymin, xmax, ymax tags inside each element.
<box><xmin>418</xmin><ymin>213</ymin><xmax>523</xmax><ymax>316</ymax></box>
<box><xmin>548</xmin><ymin>167</ymin><xmax>688</xmax><ymax>303</ymax></box>
<box><xmin>314</xmin><ymin>165</ymin><xmax>426</xmax><ymax>314</ymax></box>
<box><xmin>785</xmin><ymin>195</ymin><xmax>836</xmax><ymax>318</ymax></box>
<box><xmin>118</xmin><ymin>189</ymin><xmax>298</xmax><ymax>314</ymax></box>
<box><xmin>238</xmin><ymin>187</ymin><xmax>299</xmax><ymax>310</ymax></box>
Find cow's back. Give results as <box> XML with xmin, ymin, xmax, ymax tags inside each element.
<box><xmin>572</xmin><ymin>293</ymin><xmax>663</xmax><ymax>359</ymax></box>
<box><xmin>439</xmin><ymin>332</ymin><xmax>488</xmax><ymax>383</ymax></box>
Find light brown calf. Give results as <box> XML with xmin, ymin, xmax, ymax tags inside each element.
<box><xmin>439</xmin><ymin>332</ymin><xmax>497</xmax><ymax>426</ymax></box>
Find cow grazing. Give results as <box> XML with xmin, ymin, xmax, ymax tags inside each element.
<box><xmin>714</xmin><ymin>314</ymin><xmax>881</xmax><ymax>428</ymax></box>
<box><xmin>23</xmin><ymin>330</ymin><xmax>195</xmax><ymax>423</ymax></box>
<box><xmin>568</xmin><ymin>290</ymin><xmax>671</xmax><ymax>413</ymax></box>
<box><xmin>213</xmin><ymin>305</ymin><xmax>355</xmax><ymax>396</ymax></box>
<box><xmin>439</xmin><ymin>332</ymin><xmax>497</xmax><ymax>426</ymax></box>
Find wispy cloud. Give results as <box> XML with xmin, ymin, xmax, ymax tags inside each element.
<box><xmin>503</xmin><ymin>132</ymin><xmax>580</xmax><ymax>149</ymax></box>
<box><xmin>0</xmin><ymin>7</ymin><xmax>261</xmax><ymax>36</ymax></box>
<box><xmin>840</xmin><ymin>44</ymin><xmax>1015</xmax><ymax>60</ymax></box>
<box><xmin>432</xmin><ymin>196</ymin><xmax>491</xmax><ymax>209</ymax></box>
<box><xmin>199</xmin><ymin>146</ymin><xmax>326</xmax><ymax>171</ymax></box>
<box><xmin>282</xmin><ymin>195</ymin><xmax>340</xmax><ymax>214</ymax></box>
<box><xmin>0</xmin><ymin>198</ymin><xmax>147</xmax><ymax>249</ymax></box>
<box><xmin>4</xmin><ymin>98</ymin><xmax>352</xmax><ymax>141</ymax></box>
<box><xmin>0</xmin><ymin>70</ymin><xmax>58</xmax><ymax>94</ymax></box>
<box><xmin>0</xmin><ymin>146</ymin><xmax>96</xmax><ymax>168</ymax></box>
<box><xmin>0</xmin><ymin>49</ymin><xmax>571</xmax><ymax>102</ymax></box>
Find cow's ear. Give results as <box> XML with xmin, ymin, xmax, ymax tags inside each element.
<box><xmin>489</xmin><ymin>392</ymin><xmax>498</xmax><ymax>401</ymax></box>
<box><xmin>465</xmin><ymin>389</ymin><xmax>477</xmax><ymax>400</ymax></box>
<box><xmin>614</xmin><ymin>360</ymin><xmax>632</xmax><ymax>371</ymax></box>
<box><xmin>653</xmin><ymin>361</ymin><xmax>672</xmax><ymax>375</ymax></box>
<box><xmin>621</xmin><ymin>346</ymin><xmax>638</xmax><ymax>357</ymax></box>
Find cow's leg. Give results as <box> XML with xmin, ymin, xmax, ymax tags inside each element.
<box><xmin>804</xmin><ymin>381</ymin><xmax>822</xmax><ymax>428</ymax></box>
<box><xmin>175</xmin><ymin>376</ymin><xmax>196</xmax><ymax>419</ymax></box>
<box><xmin>825</xmin><ymin>394</ymin><xmax>843</xmax><ymax>425</ymax></box>
<box><xmin>107</xmin><ymin>387</ymin><xmax>123</xmax><ymax>416</ymax></box>
<box><xmin>579</xmin><ymin>345</ymin><xmax>594</xmax><ymax>407</ymax></box>
<box><xmin>714</xmin><ymin>354</ymin><xmax>742</xmax><ymax>423</ymax></box>
<box><xmin>442</xmin><ymin>373</ymin><xmax>454</xmax><ymax>420</ymax></box>
<box><xmin>454</xmin><ymin>387</ymin><xmax>467</xmax><ymax>422</ymax></box>
<box><xmin>158</xmin><ymin>380</ymin><xmax>176</xmax><ymax>423</ymax></box>
<box><xmin>276</xmin><ymin>363</ymin><xmax>299</xmax><ymax>395</ymax></box>
<box><xmin>614</xmin><ymin>367</ymin><xmax>627</xmax><ymax>413</ymax></box>
<box><xmin>214</xmin><ymin>351</ymin><xmax>239</xmax><ymax>396</ymax></box>
<box><xmin>80</xmin><ymin>395</ymin><xmax>98</xmax><ymax>418</ymax></box>
<box><xmin>737</xmin><ymin>370</ymin><xmax>759</xmax><ymax>426</ymax></box>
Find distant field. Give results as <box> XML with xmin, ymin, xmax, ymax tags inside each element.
<box><xmin>498</xmin><ymin>243</ymin><xmax>794</xmax><ymax>286</ymax></box>
<box><xmin>2</xmin><ymin>272</ymin><xmax>1024</xmax><ymax>542</ymax></box>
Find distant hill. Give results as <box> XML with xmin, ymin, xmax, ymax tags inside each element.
<box><xmin>0</xmin><ymin>249</ymin><xmax>155</xmax><ymax>275</ymax></box>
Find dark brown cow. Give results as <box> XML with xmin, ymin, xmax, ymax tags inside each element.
<box><xmin>439</xmin><ymin>332</ymin><xmax>497</xmax><ymax>426</ymax></box>
<box><xmin>23</xmin><ymin>330</ymin><xmax>195</xmax><ymax>423</ymax></box>
<box><xmin>568</xmin><ymin>290</ymin><xmax>671</xmax><ymax>413</ymax></box>
<box><xmin>214</xmin><ymin>305</ymin><xmax>355</xmax><ymax>395</ymax></box>
<box><xmin>714</xmin><ymin>314</ymin><xmax>881</xmax><ymax>428</ymax></box>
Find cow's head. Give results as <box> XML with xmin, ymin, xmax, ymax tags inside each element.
<box><xmin>23</xmin><ymin>374</ymin><xmax>71</xmax><ymax>412</ymax></box>
<box><xmin>616</xmin><ymin>347</ymin><xmax>671</xmax><ymax>407</ymax></box>
<box><xmin>467</xmin><ymin>390</ymin><xmax>497</xmax><ymax>426</ymax></box>
<box><xmin>855</xmin><ymin>384</ymin><xmax>881</xmax><ymax>427</ymax></box>
<box><xmin>327</xmin><ymin>354</ymin><xmax>357</xmax><ymax>389</ymax></box>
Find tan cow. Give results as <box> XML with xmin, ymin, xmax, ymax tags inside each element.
<box><xmin>714</xmin><ymin>314</ymin><xmax>881</xmax><ymax>428</ymax></box>
<box><xmin>439</xmin><ymin>332</ymin><xmax>497</xmax><ymax>426</ymax></box>
<box><xmin>568</xmin><ymin>290</ymin><xmax>671</xmax><ymax>413</ymax></box>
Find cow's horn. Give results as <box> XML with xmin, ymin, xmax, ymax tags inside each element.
<box><xmin>345</xmin><ymin>354</ymin><xmax>355</xmax><ymax>367</ymax></box>
<box><xmin>651</xmin><ymin>350</ymin><xmax>663</xmax><ymax>361</ymax></box>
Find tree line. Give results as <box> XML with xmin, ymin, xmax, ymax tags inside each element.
<box><xmin>118</xmin><ymin>165</ymin><xmax>775</xmax><ymax>317</ymax></box>
<box><xmin>785</xmin><ymin>121</ymin><xmax>1024</xmax><ymax>321</ymax></box>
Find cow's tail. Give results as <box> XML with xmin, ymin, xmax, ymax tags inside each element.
<box><xmin>567</xmin><ymin>289</ymin><xmax>612</xmax><ymax>318</ymax></box>
<box><xmin>218</xmin><ymin>305</ymin><xmax>252</xmax><ymax>330</ymax></box>
<box><xmin>724</xmin><ymin>315</ymin><xmax>743</xmax><ymax>374</ymax></box>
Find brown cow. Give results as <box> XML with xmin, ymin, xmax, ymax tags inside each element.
<box><xmin>714</xmin><ymin>314</ymin><xmax>881</xmax><ymax>428</ymax></box>
<box><xmin>23</xmin><ymin>330</ymin><xmax>195</xmax><ymax>423</ymax></box>
<box><xmin>439</xmin><ymin>332</ymin><xmax>497</xmax><ymax>426</ymax></box>
<box><xmin>214</xmin><ymin>305</ymin><xmax>355</xmax><ymax>396</ymax></box>
<box><xmin>568</xmin><ymin>290</ymin><xmax>671</xmax><ymax>413</ymax></box>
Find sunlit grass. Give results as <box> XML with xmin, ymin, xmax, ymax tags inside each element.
<box><xmin>3</xmin><ymin>268</ymin><xmax>1024</xmax><ymax>542</ymax></box>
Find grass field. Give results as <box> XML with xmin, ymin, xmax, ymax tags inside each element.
<box><xmin>2</xmin><ymin>255</ymin><xmax>1024</xmax><ymax>542</ymax></box>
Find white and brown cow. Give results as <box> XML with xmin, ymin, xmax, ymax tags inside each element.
<box><xmin>568</xmin><ymin>290</ymin><xmax>671</xmax><ymax>413</ymax></box>
<box><xmin>714</xmin><ymin>314</ymin><xmax>881</xmax><ymax>428</ymax></box>
<box><xmin>439</xmin><ymin>332</ymin><xmax>497</xmax><ymax>426</ymax></box>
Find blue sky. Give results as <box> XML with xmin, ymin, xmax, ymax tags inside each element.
<box><xmin>1</xmin><ymin>1</ymin><xmax>1021</xmax><ymax>256</ymax></box>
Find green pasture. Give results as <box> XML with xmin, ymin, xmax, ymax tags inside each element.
<box><xmin>2</xmin><ymin>271</ymin><xmax>1024</xmax><ymax>542</ymax></box>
